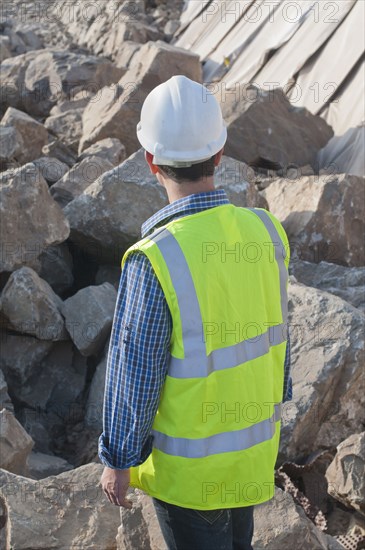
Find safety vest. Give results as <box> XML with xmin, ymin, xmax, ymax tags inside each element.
<box><xmin>122</xmin><ymin>204</ymin><xmax>290</xmax><ymax>510</ymax></box>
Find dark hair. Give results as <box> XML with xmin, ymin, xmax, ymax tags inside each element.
<box><xmin>156</xmin><ymin>154</ymin><xmax>217</xmax><ymax>183</ymax></box>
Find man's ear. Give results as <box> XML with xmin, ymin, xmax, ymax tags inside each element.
<box><xmin>144</xmin><ymin>150</ymin><xmax>159</xmax><ymax>175</ymax></box>
<box><xmin>214</xmin><ymin>148</ymin><xmax>224</xmax><ymax>166</ymax></box>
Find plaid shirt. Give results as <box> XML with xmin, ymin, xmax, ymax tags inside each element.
<box><xmin>98</xmin><ymin>190</ymin><xmax>292</xmax><ymax>470</ymax></box>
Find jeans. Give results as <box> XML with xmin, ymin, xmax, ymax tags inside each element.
<box><xmin>152</xmin><ymin>497</ymin><xmax>254</xmax><ymax>550</ymax></box>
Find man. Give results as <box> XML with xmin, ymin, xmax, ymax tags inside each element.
<box><xmin>99</xmin><ymin>75</ymin><xmax>292</xmax><ymax>550</ymax></box>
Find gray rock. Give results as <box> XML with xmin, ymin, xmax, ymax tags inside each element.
<box><xmin>290</xmin><ymin>260</ymin><xmax>365</xmax><ymax>311</ymax></box>
<box><xmin>280</xmin><ymin>282</ymin><xmax>365</xmax><ymax>461</ymax></box>
<box><xmin>222</xmin><ymin>85</ymin><xmax>333</xmax><ymax>171</ymax></box>
<box><xmin>0</xmin><ymin>369</ymin><xmax>13</xmax><ymax>412</ymax></box>
<box><xmin>1</xmin><ymin>267</ymin><xmax>67</xmax><ymax>340</ymax></box>
<box><xmin>61</xmin><ymin>283</ymin><xmax>117</xmax><ymax>356</ymax></box>
<box><xmin>253</xmin><ymin>487</ymin><xmax>331</xmax><ymax>549</ymax></box>
<box><xmin>0</xmin><ymin>333</ymin><xmax>52</xmax><ymax>386</ymax></box>
<box><xmin>79</xmin><ymin>40</ymin><xmax>202</xmax><ymax>154</ymax></box>
<box><xmin>26</xmin><ymin>451</ymin><xmax>73</xmax><ymax>480</ymax></box>
<box><xmin>42</xmin><ymin>139</ymin><xmax>78</xmax><ymax>167</ymax></box>
<box><xmin>0</xmin><ymin>107</ymin><xmax>48</xmax><ymax>164</ymax></box>
<box><xmin>0</xmin><ymin>35</ymin><xmax>12</xmax><ymax>63</ymax></box>
<box><xmin>78</xmin><ymin>137</ymin><xmax>127</xmax><ymax>167</ymax></box>
<box><xmin>49</xmin><ymin>91</ymin><xmax>93</xmax><ymax>116</ymax></box>
<box><xmin>50</xmin><ymin>156</ymin><xmax>114</xmax><ymax>207</ymax></box>
<box><xmin>38</xmin><ymin>243</ymin><xmax>74</xmax><ymax>295</ymax></box>
<box><xmin>85</xmin><ymin>355</ymin><xmax>107</xmax><ymax>433</ymax></box>
<box><xmin>263</xmin><ymin>173</ymin><xmax>365</xmax><ymax>267</ymax></box>
<box><xmin>0</xmin><ymin>125</ymin><xmax>20</xmax><ymax>163</ymax></box>
<box><xmin>44</xmin><ymin>109</ymin><xmax>83</xmax><ymax>152</ymax></box>
<box><xmin>0</xmin><ymin>50</ymin><xmax>39</xmax><ymax>112</ymax></box>
<box><xmin>0</xmin><ymin>409</ymin><xmax>34</xmax><ymax>476</ymax></box>
<box><xmin>33</xmin><ymin>156</ymin><xmax>69</xmax><ymax>184</ymax></box>
<box><xmin>0</xmin><ymin>463</ymin><xmax>121</xmax><ymax>549</ymax></box>
<box><xmin>214</xmin><ymin>155</ymin><xmax>268</xmax><ymax>209</ymax></box>
<box><xmin>114</xmin><ymin>41</ymin><xmax>142</xmax><ymax>69</ymax></box>
<box><xmin>95</xmin><ymin>264</ymin><xmax>121</xmax><ymax>288</ymax></box>
<box><xmin>64</xmin><ymin>148</ymin><xmax>167</xmax><ymax>261</ymax></box>
<box><xmin>164</xmin><ymin>19</ymin><xmax>180</xmax><ymax>38</ymax></box>
<box><xmin>326</xmin><ymin>432</ymin><xmax>365</xmax><ymax>515</ymax></box>
<box><xmin>0</xmin><ymin>163</ymin><xmax>70</xmax><ymax>272</ymax></box>
<box><xmin>0</xmin><ymin>49</ymin><xmax>124</xmax><ymax>117</ymax></box>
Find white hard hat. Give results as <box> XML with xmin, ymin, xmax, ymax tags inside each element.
<box><xmin>136</xmin><ymin>75</ymin><xmax>227</xmax><ymax>167</ymax></box>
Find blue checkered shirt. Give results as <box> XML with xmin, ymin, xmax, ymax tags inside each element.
<box><xmin>98</xmin><ymin>189</ymin><xmax>292</xmax><ymax>470</ymax></box>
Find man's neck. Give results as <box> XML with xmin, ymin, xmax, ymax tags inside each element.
<box><xmin>163</xmin><ymin>177</ymin><xmax>216</xmax><ymax>204</ymax></box>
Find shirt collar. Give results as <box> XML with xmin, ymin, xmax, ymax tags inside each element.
<box><xmin>141</xmin><ymin>189</ymin><xmax>230</xmax><ymax>238</ymax></box>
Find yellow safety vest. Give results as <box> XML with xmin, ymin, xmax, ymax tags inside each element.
<box><xmin>122</xmin><ymin>204</ymin><xmax>290</xmax><ymax>510</ymax></box>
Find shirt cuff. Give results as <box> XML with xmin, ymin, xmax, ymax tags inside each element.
<box><xmin>98</xmin><ymin>433</ymin><xmax>153</xmax><ymax>469</ymax></box>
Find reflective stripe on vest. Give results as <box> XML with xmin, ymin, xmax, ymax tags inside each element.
<box><xmin>147</xmin><ymin>208</ymin><xmax>288</xmax><ymax>458</ymax></box>
<box><xmin>152</xmin><ymin>402</ymin><xmax>282</xmax><ymax>458</ymax></box>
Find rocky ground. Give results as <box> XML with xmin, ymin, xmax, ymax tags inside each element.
<box><xmin>0</xmin><ymin>1</ymin><xmax>364</xmax><ymax>549</ymax></box>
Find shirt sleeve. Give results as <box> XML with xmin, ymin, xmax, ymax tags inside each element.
<box><xmin>283</xmin><ymin>326</ymin><xmax>292</xmax><ymax>402</ymax></box>
<box><xmin>98</xmin><ymin>251</ymin><xmax>172</xmax><ymax>469</ymax></box>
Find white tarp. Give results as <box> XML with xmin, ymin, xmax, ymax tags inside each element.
<box><xmin>221</xmin><ymin>0</ymin><xmax>316</xmax><ymax>88</ymax></box>
<box><xmin>317</xmin><ymin>126</ymin><xmax>365</xmax><ymax>177</ymax></box>
<box><xmin>253</xmin><ymin>0</ymin><xmax>356</xmax><ymax>90</ymax></box>
<box><xmin>321</xmin><ymin>58</ymin><xmax>365</xmax><ymax>135</ymax></box>
<box><xmin>288</xmin><ymin>0</ymin><xmax>364</xmax><ymax>114</ymax></box>
<box><xmin>175</xmin><ymin>0</ymin><xmax>254</xmax><ymax>61</ymax></box>
<box><xmin>201</xmin><ymin>0</ymin><xmax>282</xmax><ymax>82</ymax></box>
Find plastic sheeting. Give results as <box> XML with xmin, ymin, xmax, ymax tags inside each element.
<box><xmin>288</xmin><ymin>0</ymin><xmax>364</xmax><ymax>114</ymax></box>
<box><xmin>253</xmin><ymin>0</ymin><xmax>356</xmax><ymax>90</ymax></box>
<box><xmin>317</xmin><ymin>126</ymin><xmax>365</xmax><ymax>177</ymax></box>
<box><xmin>321</xmin><ymin>58</ymin><xmax>365</xmax><ymax>135</ymax></box>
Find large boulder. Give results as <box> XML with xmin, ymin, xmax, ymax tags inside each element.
<box><xmin>42</xmin><ymin>139</ymin><xmax>78</xmax><ymax>167</ymax></box>
<box><xmin>38</xmin><ymin>243</ymin><xmax>74</xmax><ymax>295</ymax></box>
<box><xmin>79</xmin><ymin>40</ymin><xmax>202</xmax><ymax>155</ymax></box>
<box><xmin>0</xmin><ymin>463</ymin><xmax>121</xmax><ymax>549</ymax></box>
<box><xmin>253</xmin><ymin>487</ymin><xmax>341</xmax><ymax>549</ymax></box>
<box><xmin>214</xmin><ymin>155</ymin><xmax>268</xmax><ymax>209</ymax></box>
<box><xmin>0</xmin><ymin>409</ymin><xmax>34</xmax><ymax>476</ymax></box>
<box><xmin>280</xmin><ymin>282</ymin><xmax>365</xmax><ymax>461</ymax></box>
<box><xmin>0</xmin><ymin>49</ymin><xmax>124</xmax><ymax>117</ymax></box>
<box><xmin>117</xmin><ymin>490</ymin><xmax>167</xmax><ymax>550</ymax></box>
<box><xmin>78</xmin><ymin>137</ymin><xmax>127</xmax><ymax>166</ymax></box>
<box><xmin>0</xmin><ymin>163</ymin><xmax>70</xmax><ymax>272</ymax></box>
<box><xmin>44</xmin><ymin>109</ymin><xmax>83</xmax><ymax>152</ymax></box>
<box><xmin>61</xmin><ymin>283</ymin><xmax>117</xmax><ymax>356</ymax></box>
<box><xmin>0</xmin><ymin>125</ymin><xmax>21</xmax><ymax>166</ymax></box>
<box><xmin>33</xmin><ymin>156</ymin><xmax>69</xmax><ymax>184</ymax></box>
<box><xmin>326</xmin><ymin>432</ymin><xmax>365</xmax><ymax>515</ymax></box>
<box><xmin>0</xmin><ymin>369</ymin><xmax>13</xmax><ymax>411</ymax></box>
<box><xmin>85</xmin><ymin>355</ymin><xmax>107</xmax><ymax>433</ymax></box>
<box><xmin>50</xmin><ymin>156</ymin><xmax>114</xmax><ymax>207</ymax></box>
<box><xmin>0</xmin><ymin>267</ymin><xmax>67</xmax><ymax>340</ymax></box>
<box><xmin>0</xmin><ymin>333</ymin><xmax>52</xmax><ymax>386</ymax></box>
<box><xmin>0</xmin><ymin>107</ymin><xmax>48</xmax><ymax>164</ymax></box>
<box><xmin>26</xmin><ymin>451</ymin><xmax>73</xmax><ymax>480</ymax></box>
<box><xmin>262</xmin><ymin>173</ymin><xmax>365</xmax><ymax>267</ymax></box>
<box><xmin>290</xmin><ymin>260</ymin><xmax>365</xmax><ymax>311</ymax></box>
<box><xmin>221</xmin><ymin>86</ymin><xmax>333</xmax><ymax>171</ymax></box>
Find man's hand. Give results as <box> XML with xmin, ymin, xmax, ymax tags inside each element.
<box><xmin>100</xmin><ymin>466</ymin><xmax>133</xmax><ymax>508</ymax></box>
